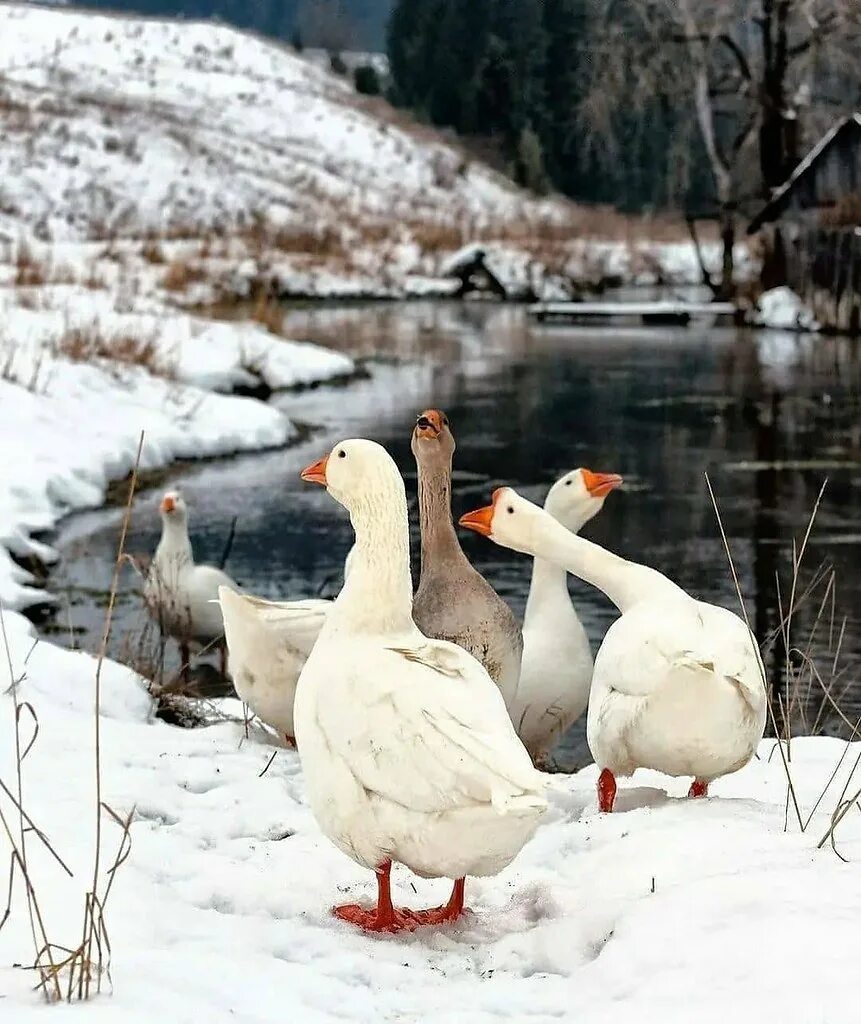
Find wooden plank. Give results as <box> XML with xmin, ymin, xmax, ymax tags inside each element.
<box><xmin>529</xmin><ymin>301</ymin><xmax>736</xmax><ymax>325</ymax></box>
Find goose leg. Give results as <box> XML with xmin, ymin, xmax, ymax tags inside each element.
<box><xmin>688</xmin><ymin>779</ymin><xmax>709</xmax><ymax>798</ymax></box>
<box><xmin>332</xmin><ymin>860</ymin><xmax>419</xmax><ymax>933</ymax></box>
<box><xmin>284</xmin><ymin>734</ymin><xmax>296</xmax><ymax>748</ymax></box>
<box><xmin>598</xmin><ymin>768</ymin><xmax>617</xmax><ymax>812</ymax></box>
<box><xmin>412</xmin><ymin>877</ymin><xmax>467</xmax><ymax>926</ymax></box>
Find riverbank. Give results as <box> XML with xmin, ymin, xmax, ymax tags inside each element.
<box><xmin>1</xmin><ymin>616</ymin><xmax>859</xmax><ymax>1020</ymax></box>
<box><xmin>0</xmin><ymin>282</ymin><xmax>355</xmax><ymax>613</ymax></box>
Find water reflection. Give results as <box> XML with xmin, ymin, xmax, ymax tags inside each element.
<box><xmin>49</xmin><ymin>303</ymin><xmax>861</xmax><ymax>766</ymax></box>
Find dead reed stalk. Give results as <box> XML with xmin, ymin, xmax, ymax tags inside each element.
<box><xmin>0</xmin><ymin>433</ymin><xmax>144</xmax><ymax>1000</ymax></box>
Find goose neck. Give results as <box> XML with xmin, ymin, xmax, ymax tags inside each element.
<box><xmin>417</xmin><ymin>459</ymin><xmax>465</xmax><ymax>573</ymax></box>
<box><xmin>334</xmin><ymin>486</ymin><xmax>414</xmax><ymax>634</ymax></box>
<box><xmin>523</xmin><ymin>554</ymin><xmax>571</xmax><ymax>624</ymax></box>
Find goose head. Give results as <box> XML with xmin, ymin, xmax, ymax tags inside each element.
<box><xmin>301</xmin><ymin>438</ymin><xmax>404</xmax><ymax>515</ymax></box>
<box><xmin>459</xmin><ymin>487</ymin><xmax>547</xmax><ymax>555</ymax></box>
<box><xmin>410</xmin><ymin>408</ymin><xmax>455</xmax><ymax>469</ymax></box>
<box><xmin>159</xmin><ymin>489</ymin><xmax>188</xmax><ymax>526</ymax></box>
<box><xmin>544</xmin><ymin>468</ymin><xmax>623</xmax><ymax>532</ymax></box>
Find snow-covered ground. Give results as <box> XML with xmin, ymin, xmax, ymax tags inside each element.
<box><xmin>1</xmin><ymin>610</ymin><xmax>859</xmax><ymax>1022</ymax></box>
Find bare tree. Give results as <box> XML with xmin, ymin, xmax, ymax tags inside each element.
<box><xmin>582</xmin><ymin>0</ymin><xmax>861</xmax><ymax>299</ymax></box>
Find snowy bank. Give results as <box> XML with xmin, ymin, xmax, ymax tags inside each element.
<box><xmin>0</xmin><ymin>283</ymin><xmax>356</xmax><ymax>611</ymax></box>
<box><xmin>1</xmin><ymin>621</ymin><xmax>860</xmax><ymax>1022</ymax></box>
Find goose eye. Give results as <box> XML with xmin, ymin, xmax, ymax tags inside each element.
<box><xmin>443</xmin><ymin>416</ymin><xmax>449</xmax><ymax>427</ymax></box>
<box><xmin>565</xmin><ymin>479</ymin><xmax>572</xmax><ymax>486</ymax></box>
<box><xmin>338</xmin><ymin>450</ymin><xmax>346</xmax><ymax>459</ymax></box>
<box><xmin>507</xmin><ymin>506</ymin><xmax>514</xmax><ymax>514</ymax></box>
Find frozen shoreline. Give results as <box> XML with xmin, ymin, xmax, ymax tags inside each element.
<box><xmin>0</xmin><ymin>283</ymin><xmax>356</xmax><ymax>613</ymax></box>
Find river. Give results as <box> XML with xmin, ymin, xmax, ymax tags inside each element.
<box><xmin>47</xmin><ymin>301</ymin><xmax>861</xmax><ymax>768</ymax></box>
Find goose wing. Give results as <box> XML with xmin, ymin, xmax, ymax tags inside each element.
<box><xmin>317</xmin><ymin>638</ymin><xmax>546</xmax><ymax>815</ymax></box>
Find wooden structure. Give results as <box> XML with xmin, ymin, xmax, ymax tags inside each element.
<box><xmin>529</xmin><ymin>300</ymin><xmax>736</xmax><ymax>327</ymax></box>
<box><xmin>748</xmin><ymin>114</ymin><xmax>861</xmax><ymax>334</ymax></box>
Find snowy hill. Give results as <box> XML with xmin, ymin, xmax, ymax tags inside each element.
<box><xmin>0</xmin><ymin>3</ymin><xmax>559</xmax><ymax>243</ymax></box>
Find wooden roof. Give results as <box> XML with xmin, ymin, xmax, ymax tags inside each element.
<box><xmin>747</xmin><ymin>113</ymin><xmax>861</xmax><ymax>234</ymax></box>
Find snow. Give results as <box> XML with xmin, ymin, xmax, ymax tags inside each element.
<box><xmin>1</xmin><ymin>616</ymin><xmax>860</xmax><ymax>1022</ymax></box>
<box><xmin>0</xmin><ymin>4</ymin><xmax>756</xmax><ymax>300</ymax></box>
<box><xmin>0</xmin><ymin>278</ymin><xmax>358</xmax><ymax>611</ymax></box>
<box><xmin>752</xmin><ymin>286</ymin><xmax>821</xmax><ymax>331</ymax></box>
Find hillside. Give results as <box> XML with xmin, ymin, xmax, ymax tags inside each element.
<box><xmin>0</xmin><ymin>2</ymin><xmax>730</xmax><ymax>300</ymax></box>
<box><xmin>0</xmin><ymin>4</ymin><xmax>560</xmax><ymax>240</ymax></box>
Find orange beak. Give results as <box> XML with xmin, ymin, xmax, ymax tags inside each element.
<box><xmin>160</xmin><ymin>495</ymin><xmax>176</xmax><ymax>513</ymax></box>
<box><xmin>300</xmin><ymin>454</ymin><xmax>329</xmax><ymax>486</ymax></box>
<box><xmin>582</xmin><ymin>470</ymin><xmax>623</xmax><ymax>498</ymax></box>
<box><xmin>415</xmin><ymin>408</ymin><xmax>444</xmax><ymax>439</ymax></box>
<box><xmin>458</xmin><ymin>488</ymin><xmax>502</xmax><ymax>538</ymax></box>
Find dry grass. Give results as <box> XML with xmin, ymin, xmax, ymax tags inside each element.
<box><xmin>0</xmin><ymin>438</ymin><xmax>142</xmax><ymax>1000</ymax></box>
<box><xmin>55</xmin><ymin>325</ymin><xmax>174</xmax><ymax>379</ymax></box>
<box><xmin>14</xmin><ymin>242</ymin><xmax>47</xmax><ymax>288</ymax></box>
<box><xmin>248</xmin><ymin>292</ymin><xmax>286</xmax><ymax>336</ymax></box>
<box><xmin>161</xmin><ymin>259</ymin><xmax>207</xmax><ymax>292</ymax></box>
<box><xmin>707</xmin><ymin>474</ymin><xmax>861</xmax><ymax>855</ymax></box>
<box><xmin>140</xmin><ymin>241</ymin><xmax>166</xmax><ymax>265</ymax></box>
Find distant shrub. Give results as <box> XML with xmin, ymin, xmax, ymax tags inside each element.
<box><xmin>291</xmin><ymin>27</ymin><xmax>304</xmax><ymax>52</ymax></box>
<box><xmin>353</xmin><ymin>63</ymin><xmax>381</xmax><ymax>96</ymax></box>
<box><xmin>329</xmin><ymin>50</ymin><xmax>347</xmax><ymax>75</ymax></box>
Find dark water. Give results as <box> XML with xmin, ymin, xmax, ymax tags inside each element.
<box><xmin>48</xmin><ymin>302</ymin><xmax>861</xmax><ymax>766</ymax></box>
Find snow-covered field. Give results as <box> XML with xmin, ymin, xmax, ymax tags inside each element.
<box><xmin>1</xmin><ymin>608</ymin><xmax>859</xmax><ymax>1022</ymax></box>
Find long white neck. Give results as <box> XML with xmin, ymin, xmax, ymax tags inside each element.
<box><xmin>523</xmin><ymin>550</ymin><xmax>572</xmax><ymax>626</ymax></box>
<box><xmin>332</xmin><ymin>480</ymin><xmax>414</xmax><ymax>636</ymax></box>
<box><xmin>155</xmin><ymin>516</ymin><xmax>193</xmax><ymax>568</ymax></box>
<box><xmin>524</xmin><ymin>512</ymin><xmax>684</xmax><ymax>613</ymax></box>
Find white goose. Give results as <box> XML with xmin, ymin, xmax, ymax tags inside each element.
<box><xmin>514</xmin><ymin>468</ymin><xmax>622</xmax><ymax>763</ymax></box>
<box><xmin>218</xmin><ymin>547</ymin><xmax>353</xmax><ymax>744</ymax></box>
<box><xmin>460</xmin><ymin>488</ymin><xmax>767</xmax><ymax>811</ymax></box>
<box><xmin>295</xmin><ymin>440</ymin><xmax>547</xmax><ymax>933</ymax></box>
<box><xmin>143</xmin><ymin>490</ymin><xmax>238</xmax><ymax>678</ymax></box>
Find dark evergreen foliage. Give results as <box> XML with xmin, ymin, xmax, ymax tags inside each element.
<box><xmin>386</xmin><ymin>0</ymin><xmax>712</xmax><ymax>210</ymax></box>
<box><xmin>354</xmin><ymin>63</ymin><xmax>382</xmax><ymax>95</ymax></box>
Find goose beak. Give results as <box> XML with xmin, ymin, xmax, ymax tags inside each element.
<box><xmin>459</xmin><ymin>503</ymin><xmax>495</xmax><ymax>537</ymax></box>
<box><xmin>415</xmin><ymin>408</ymin><xmax>443</xmax><ymax>439</ymax></box>
<box><xmin>582</xmin><ymin>470</ymin><xmax>623</xmax><ymax>498</ymax></box>
<box><xmin>160</xmin><ymin>495</ymin><xmax>176</xmax><ymax>513</ymax></box>
<box><xmin>300</xmin><ymin>455</ymin><xmax>329</xmax><ymax>486</ymax></box>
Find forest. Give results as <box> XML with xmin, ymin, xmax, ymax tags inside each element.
<box><xmin>387</xmin><ymin>0</ymin><xmax>861</xmax><ymax>295</ymax></box>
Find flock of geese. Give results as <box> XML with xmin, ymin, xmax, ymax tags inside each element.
<box><xmin>143</xmin><ymin>409</ymin><xmax>768</xmax><ymax>933</ymax></box>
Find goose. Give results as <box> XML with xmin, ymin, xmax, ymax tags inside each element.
<box><xmin>515</xmin><ymin>468</ymin><xmax>622</xmax><ymax>764</ymax></box>
<box><xmin>411</xmin><ymin>409</ymin><xmax>522</xmax><ymax>707</ymax></box>
<box><xmin>218</xmin><ymin>547</ymin><xmax>354</xmax><ymax>744</ymax></box>
<box><xmin>460</xmin><ymin>488</ymin><xmax>767</xmax><ymax>811</ymax></box>
<box><xmin>143</xmin><ymin>490</ymin><xmax>238</xmax><ymax>679</ymax></box>
<box><xmin>295</xmin><ymin>439</ymin><xmax>547</xmax><ymax>933</ymax></box>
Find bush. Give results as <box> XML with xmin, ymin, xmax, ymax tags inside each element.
<box><xmin>515</xmin><ymin>125</ymin><xmax>548</xmax><ymax>194</ymax></box>
<box><xmin>353</xmin><ymin>63</ymin><xmax>381</xmax><ymax>96</ymax></box>
<box><xmin>329</xmin><ymin>50</ymin><xmax>347</xmax><ymax>75</ymax></box>
<box><xmin>291</xmin><ymin>27</ymin><xmax>304</xmax><ymax>52</ymax></box>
